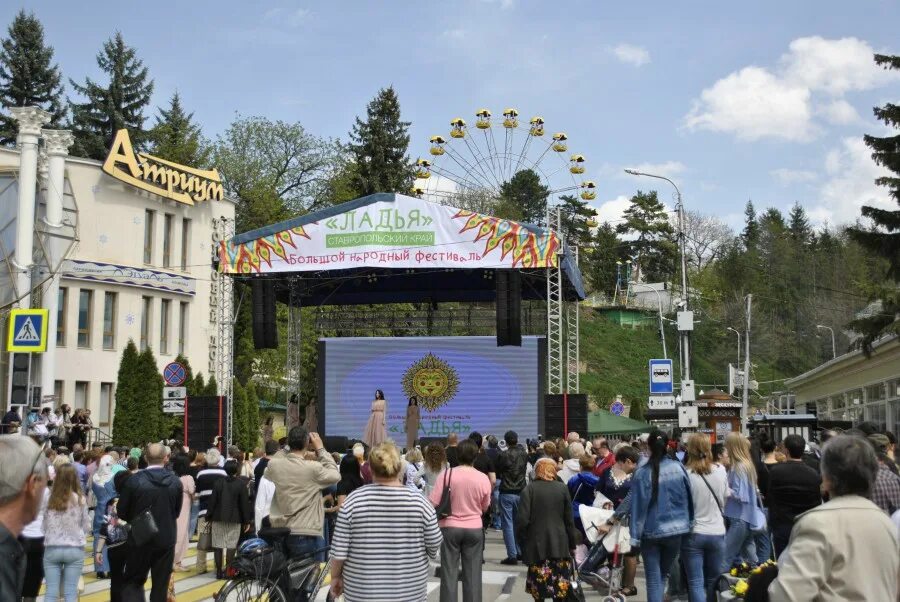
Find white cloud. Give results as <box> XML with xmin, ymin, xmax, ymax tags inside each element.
<box><xmin>684</xmin><ymin>37</ymin><xmax>896</xmax><ymax>142</ymax></box>
<box><xmin>623</xmin><ymin>161</ymin><xmax>686</xmax><ymax>179</ymax></box>
<box><xmin>263</xmin><ymin>7</ymin><xmax>309</xmax><ymax>27</ymax></box>
<box><xmin>592</xmin><ymin>195</ymin><xmax>632</xmax><ymax>225</ymax></box>
<box><xmin>819</xmin><ymin>99</ymin><xmax>861</xmax><ymax>125</ymax></box>
<box><xmin>684</xmin><ymin>67</ymin><xmax>814</xmax><ymax>141</ymax></box>
<box><xmin>812</xmin><ymin>137</ymin><xmax>893</xmax><ymax>224</ymax></box>
<box><xmin>478</xmin><ymin>0</ymin><xmax>515</xmax><ymax>9</ymax></box>
<box><xmin>612</xmin><ymin>43</ymin><xmax>650</xmax><ymax>67</ymax></box>
<box><xmin>771</xmin><ymin>168</ymin><xmax>817</xmax><ymax>185</ymax></box>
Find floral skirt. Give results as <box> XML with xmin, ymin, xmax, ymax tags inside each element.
<box><xmin>525</xmin><ymin>558</ymin><xmax>574</xmax><ymax>600</ymax></box>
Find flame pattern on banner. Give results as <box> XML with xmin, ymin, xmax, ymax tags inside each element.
<box><xmin>452</xmin><ymin>210</ymin><xmax>559</xmax><ymax>268</ymax></box>
<box><xmin>220</xmin><ymin>226</ymin><xmax>311</xmax><ymax>273</ymax></box>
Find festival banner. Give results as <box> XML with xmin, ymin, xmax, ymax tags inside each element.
<box><xmin>219</xmin><ymin>195</ymin><xmax>560</xmax><ymax>274</ymax></box>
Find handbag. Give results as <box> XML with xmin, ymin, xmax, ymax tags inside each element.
<box><xmin>435</xmin><ymin>468</ymin><xmax>453</xmax><ymax>519</ymax></box>
<box><xmin>128</xmin><ymin>508</ymin><xmax>159</xmax><ymax>547</ymax></box>
<box><xmin>564</xmin><ymin>558</ymin><xmax>587</xmax><ymax>602</ymax></box>
<box><xmin>197</xmin><ymin>520</ymin><xmax>213</xmax><ymax>551</ymax></box>
<box><xmin>750</xmin><ymin>491</ymin><xmax>768</xmax><ymax>532</ymax></box>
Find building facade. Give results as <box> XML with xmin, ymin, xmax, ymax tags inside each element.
<box><xmin>786</xmin><ymin>336</ymin><xmax>900</xmax><ymax>435</ymax></box>
<box><xmin>1</xmin><ymin>125</ymin><xmax>234</xmax><ymax>436</ymax></box>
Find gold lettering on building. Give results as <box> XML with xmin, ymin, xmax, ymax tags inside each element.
<box><xmin>102</xmin><ymin>129</ymin><xmax>224</xmax><ymax>205</ymax></box>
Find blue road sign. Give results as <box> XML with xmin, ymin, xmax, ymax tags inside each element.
<box><xmin>7</xmin><ymin>309</ymin><xmax>48</xmax><ymax>352</ymax></box>
<box><xmin>649</xmin><ymin>359</ymin><xmax>674</xmax><ymax>395</ymax></box>
<box><xmin>610</xmin><ymin>400</ymin><xmax>625</xmax><ymax>416</ymax></box>
<box><xmin>163</xmin><ymin>362</ymin><xmax>187</xmax><ymax>387</ymax></box>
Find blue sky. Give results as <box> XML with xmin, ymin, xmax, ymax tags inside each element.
<box><xmin>7</xmin><ymin>0</ymin><xmax>900</xmax><ymax>230</ymax></box>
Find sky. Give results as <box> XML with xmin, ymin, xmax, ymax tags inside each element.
<box><xmin>7</xmin><ymin>0</ymin><xmax>900</xmax><ymax>231</ymax></box>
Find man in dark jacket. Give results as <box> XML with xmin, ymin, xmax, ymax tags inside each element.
<box><xmin>118</xmin><ymin>443</ymin><xmax>183</xmax><ymax>602</ymax></box>
<box><xmin>767</xmin><ymin>434</ymin><xmax>821</xmax><ymax>557</ymax></box>
<box><xmin>495</xmin><ymin>430</ymin><xmax>528</xmax><ymax>564</ymax></box>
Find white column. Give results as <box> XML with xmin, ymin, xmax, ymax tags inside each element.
<box><xmin>39</xmin><ymin>129</ymin><xmax>75</xmax><ymax>399</ymax></box>
<box><xmin>9</xmin><ymin>107</ymin><xmax>51</xmax><ymax>308</ymax></box>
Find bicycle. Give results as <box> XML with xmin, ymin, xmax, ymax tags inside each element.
<box><xmin>215</xmin><ymin>527</ymin><xmax>333</xmax><ymax>602</ymax></box>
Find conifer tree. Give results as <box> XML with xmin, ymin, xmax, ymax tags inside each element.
<box><xmin>616</xmin><ymin>190</ymin><xmax>677</xmax><ymax>282</ymax></box>
<box><xmin>192</xmin><ymin>373</ymin><xmax>206</xmax><ymax>395</ymax></box>
<box><xmin>497</xmin><ymin>169</ymin><xmax>550</xmax><ymax>225</ymax></box>
<box><xmin>149</xmin><ymin>91</ymin><xmax>209</xmax><ymax>165</ymax></box>
<box><xmin>788</xmin><ymin>203</ymin><xmax>812</xmax><ymax>245</ymax></box>
<box><xmin>204</xmin><ymin>374</ymin><xmax>218</xmax><ymax>397</ymax></box>
<box><xmin>847</xmin><ymin>53</ymin><xmax>900</xmax><ymax>350</ymax></box>
<box><xmin>245</xmin><ymin>380</ymin><xmax>260</xmax><ymax>449</ymax></box>
<box><xmin>69</xmin><ymin>32</ymin><xmax>154</xmax><ymax>159</ymax></box>
<box><xmin>0</xmin><ymin>10</ymin><xmax>65</xmax><ymax>145</ymax></box>
<box><xmin>348</xmin><ymin>86</ymin><xmax>414</xmax><ymax>195</ymax></box>
<box><xmin>557</xmin><ymin>194</ymin><xmax>595</xmax><ymax>249</ymax></box>
<box><xmin>742</xmin><ymin>200</ymin><xmax>759</xmax><ymax>250</ymax></box>
<box><xmin>583</xmin><ymin>222</ymin><xmax>622</xmax><ymax>297</ymax></box>
<box><xmin>173</xmin><ymin>354</ymin><xmax>196</xmax><ymax>396</ymax></box>
<box><xmin>112</xmin><ymin>340</ymin><xmax>141</xmax><ymax>446</ymax></box>
<box><xmin>137</xmin><ymin>346</ymin><xmax>165</xmax><ymax>442</ymax></box>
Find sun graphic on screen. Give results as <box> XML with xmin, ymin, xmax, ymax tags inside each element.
<box><xmin>402</xmin><ymin>352</ymin><xmax>460</xmax><ymax>411</ymax></box>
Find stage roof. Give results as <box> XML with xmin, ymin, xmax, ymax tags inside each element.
<box><xmin>220</xmin><ymin>193</ymin><xmax>585</xmax><ymax>306</ymax></box>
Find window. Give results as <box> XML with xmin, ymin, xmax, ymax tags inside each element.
<box><xmin>54</xmin><ymin>380</ymin><xmax>63</xmax><ymax>406</ymax></box>
<box><xmin>163</xmin><ymin>213</ymin><xmax>174</xmax><ymax>268</ymax></box>
<box><xmin>77</xmin><ymin>290</ymin><xmax>92</xmax><ymax>348</ymax></box>
<box><xmin>178</xmin><ymin>302</ymin><xmax>189</xmax><ymax>356</ymax></box>
<box><xmin>160</xmin><ymin>299</ymin><xmax>170</xmax><ymax>355</ymax></box>
<box><xmin>140</xmin><ymin>296</ymin><xmax>152</xmax><ymax>351</ymax></box>
<box><xmin>143</xmin><ymin>209</ymin><xmax>155</xmax><ymax>264</ymax></box>
<box><xmin>99</xmin><ymin>382</ymin><xmax>113</xmax><ymax>426</ymax></box>
<box><xmin>74</xmin><ymin>381</ymin><xmax>88</xmax><ymax>410</ymax></box>
<box><xmin>866</xmin><ymin>383</ymin><xmax>886</xmax><ymax>403</ymax></box>
<box><xmin>866</xmin><ymin>402</ymin><xmax>887</xmax><ymax>433</ymax></box>
<box><xmin>180</xmin><ymin>218</ymin><xmax>191</xmax><ymax>271</ymax></box>
<box><xmin>102</xmin><ymin>292</ymin><xmax>117</xmax><ymax>350</ymax></box>
<box><xmin>56</xmin><ymin>287</ymin><xmax>67</xmax><ymax>346</ymax></box>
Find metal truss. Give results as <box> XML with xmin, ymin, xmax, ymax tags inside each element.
<box><xmin>566</xmin><ymin>246</ymin><xmax>580</xmax><ymax>394</ymax></box>
<box><xmin>547</xmin><ymin>207</ymin><xmax>564</xmax><ymax>395</ymax></box>
<box><xmin>286</xmin><ymin>279</ymin><xmax>303</xmax><ymax>404</ymax></box>
<box><xmin>213</xmin><ymin>217</ymin><xmax>235</xmax><ymax>445</ymax></box>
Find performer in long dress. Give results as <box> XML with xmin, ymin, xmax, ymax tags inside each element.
<box><xmin>304</xmin><ymin>399</ymin><xmax>318</xmax><ymax>433</ymax></box>
<box><xmin>362</xmin><ymin>389</ymin><xmax>387</xmax><ymax>448</ymax></box>
<box><xmin>405</xmin><ymin>397</ymin><xmax>420</xmax><ymax>452</ymax></box>
<box><xmin>287</xmin><ymin>394</ymin><xmax>301</xmax><ymax>429</ymax></box>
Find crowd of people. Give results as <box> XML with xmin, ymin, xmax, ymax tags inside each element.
<box><xmin>1</xmin><ymin>416</ymin><xmax>900</xmax><ymax>602</ymax></box>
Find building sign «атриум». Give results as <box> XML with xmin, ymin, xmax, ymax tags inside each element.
<box><xmin>102</xmin><ymin>129</ymin><xmax>224</xmax><ymax>205</ymax></box>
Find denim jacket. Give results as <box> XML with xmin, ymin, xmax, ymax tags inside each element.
<box><xmin>629</xmin><ymin>457</ymin><xmax>694</xmax><ymax>545</ymax></box>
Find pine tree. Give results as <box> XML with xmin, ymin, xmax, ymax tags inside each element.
<box><xmin>742</xmin><ymin>200</ymin><xmax>759</xmax><ymax>250</ymax></box>
<box><xmin>583</xmin><ymin>223</ymin><xmax>622</xmax><ymax>297</ymax></box>
<box><xmin>557</xmin><ymin>194</ymin><xmax>595</xmax><ymax>249</ymax></box>
<box><xmin>137</xmin><ymin>346</ymin><xmax>165</xmax><ymax>442</ymax></box>
<box><xmin>0</xmin><ymin>10</ymin><xmax>65</xmax><ymax>145</ymax></box>
<box><xmin>192</xmin><ymin>373</ymin><xmax>206</xmax><ymax>395</ymax></box>
<box><xmin>847</xmin><ymin>52</ymin><xmax>900</xmax><ymax>351</ymax></box>
<box><xmin>788</xmin><ymin>203</ymin><xmax>812</xmax><ymax>245</ymax></box>
<box><xmin>69</xmin><ymin>32</ymin><xmax>154</xmax><ymax>159</ymax></box>
<box><xmin>497</xmin><ymin>169</ymin><xmax>550</xmax><ymax>225</ymax></box>
<box><xmin>347</xmin><ymin>86</ymin><xmax>414</xmax><ymax>195</ymax></box>
<box><xmin>112</xmin><ymin>340</ymin><xmax>141</xmax><ymax>446</ymax></box>
<box><xmin>148</xmin><ymin>91</ymin><xmax>209</xmax><ymax>165</ymax></box>
<box><xmin>204</xmin><ymin>374</ymin><xmax>218</xmax><ymax>397</ymax></box>
<box><xmin>616</xmin><ymin>190</ymin><xmax>677</xmax><ymax>282</ymax></box>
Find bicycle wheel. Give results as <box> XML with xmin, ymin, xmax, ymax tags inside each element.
<box><xmin>216</xmin><ymin>577</ymin><xmax>288</xmax><ymax>602</ymax></box>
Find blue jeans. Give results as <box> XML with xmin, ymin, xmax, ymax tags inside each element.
<box><xmin>491</xmin><ymin>481</ymin><xmax>501</xmax><ymax>529</ymax></box>
<box><xmin>499</xmin><ymin>493</ymin><xmax>521</xmax><ymax>559</ymax></box>
<box><xmin>682</xmin><ymin>532</ymin><xmax>725</xmax><ymax>602</ymax></box>
<box><xmin>641</xmin><ymin>535</ymin><xmax>684</xmax><ymax>602</ymax></box>
<box><xmin>189</xmin><ymin>498</ymin><xmax>200</xmax><ymax>539</ymax></box>
<box><xmin>286</xmin><ymin>534</ymin><xmax>327</xmax><ymax>563</ymax></box>
<box><xmin>722</xmin><ymin>518</ymin><xmax>755</xmax><ymax>572</ymax></box>
<box><xmin>43</xmin><ymin>545</ymin><xmax>84</xmax><ymax>602</ymax></box>
<box><xmin>753</xmin><ymin>527</ymin><xmax>771</xmax><ymax>563</ymax></box>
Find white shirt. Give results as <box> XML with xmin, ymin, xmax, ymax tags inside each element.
<box><xmin>255</xmin><ymin>476</ymin><xmax>276</xmax><ymax>532</ymax></box>
<box><xmin>688</xmin><ymin>464</ymin><xmax>728</xmax><ymax>536</ymax></box>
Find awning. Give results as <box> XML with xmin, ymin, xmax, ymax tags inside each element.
<box><xmin>588</xmin><ymin>409</ymin><xmax>652</xmax><ymax>435</ymax></box>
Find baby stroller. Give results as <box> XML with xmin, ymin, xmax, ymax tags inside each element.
<box><xmin>578</xmin><ymin>505</ymin><xmax>629</xmax><ymax>602</ymax></box>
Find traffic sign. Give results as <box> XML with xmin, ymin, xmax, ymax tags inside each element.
<box><xmin>163</xmin><ymin>362</ymin><xmax>187</xmax><ymax>386</ymax></box>
<box><xmin>7</xmin><ymin>309</ymin><xmax>49</xmax><ymax>352</ymax></box>
<box><xmin>649</xmin><ymin>359</ymin><xmax>674</xmax><ymax>395</ymax></box>
<box><xmin>610</xmin><ymin>400</ymin><xmax>625</xmax><ymax>416</ymax></box>
<box><xmin>163</xmin><ymin>386</ymin><xmax>187</xmax><ymax>400</ymax></box>
<box><xmin>162</xmin><ymin>398</ymin><xmax>185</xmax><ymax>414</ymax></box>
<box><xmin>648</xmin><ymin>396</ymin><xmax>676</xmax><ymax>411</ymax></box>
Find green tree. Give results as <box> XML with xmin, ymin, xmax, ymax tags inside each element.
<box><xmin>742</xmin><ymin>200</ymin><xmax>759</xmax><ymax>250</ymax></box>
<box><xmin>847</xmin><ymin>52</ymin><xmax>900</xmax><ymax>351</ymax></box>
<box><xmin>245</xmin><ymin>380</ymin><xmax>260</xmax><ymax>450</ymax></box>
<box><xmin>112</xmin><ymin>340</ymin><xmax>164</xmax><ymax>445</ymax></box>
<box><xmin>148</xmin><ymin>91</ymin><xmax>209</xmax><ymax>166</ymax></box>
<box><xmin>232</xmin><ymin>378</ymin><xmax>249</xmax><ymax>451</ymax></box>
<box><xmin>557</xmin><ymin>194</ymin><xmax>595</xmax><ymax>250</ymax></box>
<box><xmin>347</xmin><ymin>86</ymin><xmax>414</xmax><ymax>196</ymax></box>
<box><xmin>0</xmin><ymin>10</ymin><xmax>65</xmax><ymax>145</ymax></box>
<box><xmin>172</xmin><ymin>354</ymin><xmax>198</xmax><ymax>396</ymax></box>
<box><xmin>582</xmin><ymin>222</ymin><xmax>621</xmax><ymax>297</ymax></box>
<box><xmin>69</xmin><ymin>32</ymin><xmax>154</xmax><ymax>159</ymax></box>
<box><xmin>204</xmin><ymin>374</ymin><xmax>218</xmax><ymax>397</ymax></box>
<box><xmin>616</xmin><ymin>190</ymin><xmax>676</xmax><ymax>282</ymax></box>
<box><xmin>788</xmin><ymin>203</ymin><xmax>812</xmax><ymax>245</ymax></box>
<box><xmin>498</xmin><ymin>169</ymin><xmax>549</xmax><ymax>225</ymax></box>
<box><xmin>192</xmin><ymin>373</ymin><xmax>206</xmax><ymax>395</ymax></box>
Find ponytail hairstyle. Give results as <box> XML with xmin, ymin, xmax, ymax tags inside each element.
<box><xmin>648</xmin><ymin>429</ymin><xmax>669</xmax><ymax>506</ymax></box>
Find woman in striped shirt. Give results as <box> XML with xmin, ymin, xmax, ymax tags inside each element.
<box><xmin>331</xmin><ymin>442</ymin><xmax>442</xmax><ymax>602</ymax></box>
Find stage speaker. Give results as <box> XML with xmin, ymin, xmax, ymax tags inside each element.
<box><xmin>496</xmin><ymin>269</ymin><xmax>522</xmax><ymax>346</ymax></box>
<box><xmin>544</xmin><ymin>394</ymin><xmax>587</xmax><ymax>439</ymax></box>
<box><xmin>185</xmin><ymin>396</ymin><xmax>223</xmax><ymax>451</ymax></box>
<box><xmin>324</xmin><ymin>435</ymin><xmax>350</xmax><ymax>453</ymax></box>
<box><xmin>252</xmin><ymin>279</ymin><xmax>278</xmax><ymax>349</ymax></box>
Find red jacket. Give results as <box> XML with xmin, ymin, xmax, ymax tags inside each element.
<box><xmin>593</xmin><ymin>452</ymin><xmax>616</xmax><ymax>477</ymax></box>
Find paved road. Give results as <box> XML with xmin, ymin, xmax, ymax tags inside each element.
<box><xmin>36</xmin><ymin>530</ymin><xmax>652</xmax><ymax>601</ymax></box>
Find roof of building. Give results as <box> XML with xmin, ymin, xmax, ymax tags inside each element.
<box><xmin>785</xmin><ymin>335</ymin><xmax>898</xmax><ymax>388</ymax></box>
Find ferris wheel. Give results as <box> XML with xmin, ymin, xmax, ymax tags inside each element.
<box><xmin>411</xmin><ymin>108</ymin><xmax>596</xmax><ymax>217</ymax></box>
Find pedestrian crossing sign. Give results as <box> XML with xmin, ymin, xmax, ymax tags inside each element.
<box><xmin>7</xmin><ymin>309</ymin><xmax>49</xmax><ymax>352</ymax></box>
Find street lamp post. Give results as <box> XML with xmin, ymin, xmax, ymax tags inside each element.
<box><xmin>625</xmin><ymin>169</ymin><xmax>690</xmax><ymax>382</ymax></box>
<box><xmin>726</xmin><ymin>327</ymin><xmax>741</xmax><ymax>367</ymax></box>
<box><xmin>816</xmin><ymin>324</ymin><xmax>836</xmax><ymax>359</ymax></box>
<box><xmin>630</xmin><ymin>282</ymin><xmax>667</xmax><ymax>359</ymax></box>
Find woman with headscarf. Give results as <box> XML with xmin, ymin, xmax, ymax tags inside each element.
<box><xmin>516</xmin><ymin>457</ymin><xmax>580</xmax><ymax>601</ymax></box>
<box><xmin>91</xmin><ymin>454</ymin><xmax>124</xmax><ymax>579</ymax></box>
